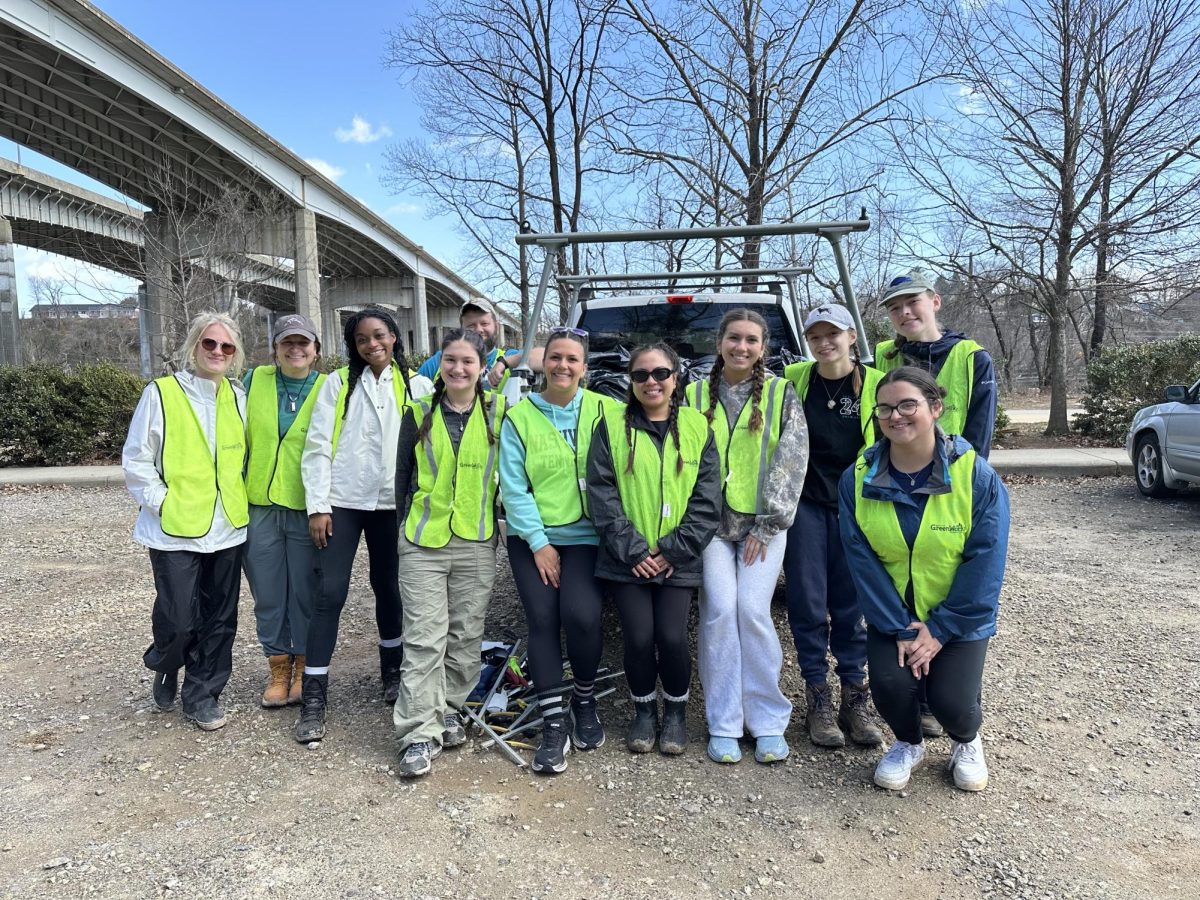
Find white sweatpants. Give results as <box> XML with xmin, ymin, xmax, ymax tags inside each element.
<box><xmin>699</xmin><ymin>534</ymin><xmax>792</xmax><ymax>738</ymax></box>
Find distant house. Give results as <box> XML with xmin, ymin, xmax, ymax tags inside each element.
<box><xmin>29</xmin><ymin>302</ymin><xmax>138</xmax><ymax>320</ymax></box>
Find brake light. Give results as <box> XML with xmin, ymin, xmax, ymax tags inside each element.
<box><xmin>666</xmin><ymin>294</ymin><xmax>693</xmax><ymax>304</ymax></box>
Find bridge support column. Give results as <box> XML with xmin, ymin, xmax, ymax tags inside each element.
<box><xmin>294</xmin><ymin>209</ymin><xmax>321</xmax><ymax>340</ymax></box>
<box><xmin>0</xmin><ymin>217</ymin><xmax>20</xmax><ymax>366</ymax></box>
<box><xmin>412</xmin><ymin>274</ymin><xmax>429</xmax><ymax>355</ymax></box>
<box><xmin>141</xmin><ymin>212</ymin><xmax>172</xmax><ymax>375</ymax></box>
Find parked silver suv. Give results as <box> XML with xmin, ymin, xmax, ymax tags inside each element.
<box><xmin>1126</xmin><ymin>377</ymin><xmax>1200</xmax><ymax>497</ymax></box>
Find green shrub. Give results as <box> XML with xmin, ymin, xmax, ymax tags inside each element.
<box><xmin>994</xmin><ymin>403</ymin><xmax>1010</xmax><ymax>432</ymax></box>
<box><xmin>1074</xmin><ymin>335</ymin><xmax>1200</xmax><ymax>443</ymax></box>
<box><xmin>0</xmin><ymin>363</ymin><xmax>146</xmax><ymax>466</ymax></box>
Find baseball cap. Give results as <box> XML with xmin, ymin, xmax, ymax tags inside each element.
<box><xmin>880</xmin><ymin>273</ymin><xmax>936</xmax><ymax>306</ymax></box>
<box><xmin>274</xmin><ymin>314</ymin><xmax>318</xmax><ymax>343</ymax></box>
<box><xmin>461</xmin><ymin>298</ymin><xmax>496</xmax><ymax>317</ymax></box>
<box><xmin>803</xmin><ymin>303</ymin><xmax>855</xmax><ymax>333</ymax></box>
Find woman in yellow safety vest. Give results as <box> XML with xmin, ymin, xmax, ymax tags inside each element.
<box><xmin>782</xmin><ymin>304</ymin><xmax>885</xmax><ymax>751</ymax></box>
<box><xmin>241</xmin><ymin>314</ymin><xmax>325</xmax><ymax>709</ymax></box>
<box><xmin>686</xmin><ymin>309</ymin><xmax>806</xmax><ymax>766</ymax></box>
<box><xmin>499</xmin><ymin>327</ymin><xmax>621</xmax><ymax>775</ymax></box>
<box><xmin>587</xmin><ymin>342</ymin><xmax>721</xmax><ymax>757</ymax></box>
<box><xmin>293</xmin><ymin>307</ymin><xmax>431</xmax><ymax>745</ymax></box>
<box><xmin>392</xmin><ymin>328</ymin><xmax>507</xmax><ymax>778</ymax></box>
<box><xmin>838</xmin><ymin>367</ymin><xmax>1009</xmax><ymax>794</ymax></box>
<box><xmin>122</xmin><ymin>311</ymin><xmax>249</xmax><ymax>732</ymax></box>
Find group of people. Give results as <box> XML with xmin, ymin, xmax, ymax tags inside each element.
<box><xmin>122</xmin><ymin>272</ymin><xmax>1009</xmax><ymax>793</ymax></box>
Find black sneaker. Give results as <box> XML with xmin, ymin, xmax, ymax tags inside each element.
<box><xmin>398</xmin><ymin>740</ymin><xmax>442</xmax><ymax>778</ymax></box>
<box><xmin>570</xmin><ymin>696</ymin><xmax>605</xmax><ymax>750</ymax></box>
<box><xmin>152</xmin><ymin>669</ymin><xmax>178</xmax><ymax>711</ymax></box>
<box><xmin>532</xmin><ymin>718</ymin><xmax>571</xmax><ymax>775</ymax></box>
<box><xmin>293</xmin><ymin>674</ymin><xmax>327</xmax><ymax>743</ymax></box>
<box><xmin>183</xmin><ymin>701</ymin><xmax>227</xmax><ymax>732</ymax></box>
<box><xmin>442</xmin><ymin>712</ymin><xmax>467</xmax><ymax>748</ymax></box>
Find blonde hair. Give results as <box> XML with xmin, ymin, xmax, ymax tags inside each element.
<box><xmin>178</xmin><ymin>311</ymin><xmax>246</xmax><ymax>377</ymax></box>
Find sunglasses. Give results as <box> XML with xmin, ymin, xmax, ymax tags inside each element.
<box><xmin>549</xmin><ymin>326</ymin><xmax>588</xmax><ymax>337</ymax></box>
<box><xmin>630</xmin><ymin>367</ymin><xmax>675</xmax><ymax>384</ymax></box>
<box><xmin>200</xmin><ymin>337</ymin><xmax>237</xmax><ymax>356</ymax></box>
<box><xmin>873</xmin><ymin>398</ymin><xmax>926</xmax><ymax>419</ymax></box>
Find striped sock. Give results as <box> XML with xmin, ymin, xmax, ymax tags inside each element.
<box><xmin>538</xmin><ymin>690</ymin><xmax>566</xmax><ymax>722</ymax></box>
<box><xmin>572</xmin><ymin>679</ymin><xmax>595</xmax><ymax>703</ymax></box>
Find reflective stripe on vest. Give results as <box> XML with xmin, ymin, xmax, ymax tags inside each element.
<box><xmin>784</xmin><ymin>361</ymin><xmax>883</xmax><ymax>452</ymax></box>
<box><xmin>873</xmin><ymin>340</ymin><xmax>980</xmax><ymax>436</ymax></box>
<box><xmin>405</xmin><ymin>394</ymin><xmax>508</xmax><ymax>547</ymax></box>
<box><xmin>330</xmin><ymin>363</ymin><xmax>408</xmax><ymax>458</ymax></box>
<box><xmin>155</xmin><ymin>374</ymin><xmax>248</xmax><ymax>538</ymax></box>
<box><xmin>244</xmin><ymin>366</ymin><xmax>326</xmax><ymax>510</ymax></box>
<box><xmin>602</xmin><ymin>405</ymin><xmax>708</xmax><ymax>545</ymax></box>
<box><xmin>505</xmin><ymin>390</ymin><xmax>619</xmax><ymax>526</ymax></box>
<box><xmin>853</xmin><ymin>449</ymin><xmax>975</xmax><ymax>622</ymax></box>
<box><xmin>685</xmin><ymin>377</ymin><xmax>784</xmax><ymax>515</ymax></box>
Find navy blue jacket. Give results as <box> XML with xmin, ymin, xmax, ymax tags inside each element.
<box><xmin>884</xmin><ymin>331</ymin><xmax>996</xmax><ymax>458</ymax></box>
<box><xmin>837</xmin><ymin>432</ymin><xmax>1009</xmax><ymax>645</ymax></box>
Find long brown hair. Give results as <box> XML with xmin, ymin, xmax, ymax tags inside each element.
<box><xmin>707</xmin><ymin>308</ymin><xmax>769</xmax><ymax>432</ymax></box>
<box><xmin>624</xmin><ymin>342</ymin><xmax>685</xmax><ymax>474</ymax></box>
<box><xmin>416</xmin><ymin>329</ymin><xmax>496</xmax><ymax>446</ymax></box>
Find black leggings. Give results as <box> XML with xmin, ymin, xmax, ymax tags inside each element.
<box><xmin>866</xmin><ymin>626</ymin><xmax>988</xmax><ymax>744</ymax></box>
<box><xmin>610</xmin><ymin>581</ymin><xmax>692</xmax><ymax>699</ymax></box>
<box><xmin>305</xmin><ymin>507</ymin><xmax>403</xmax><ymax>669</ymax></box>
<box><xmin>508</xmin><ymin>537</ymin><xmax>603</xmax><ymax>694</ymax></box>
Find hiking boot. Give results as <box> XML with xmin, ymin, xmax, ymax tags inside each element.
<box><xmin>398</xmin><ymin>740</ymin><xmax>441</xmax><ymax>778</ymax></box>
<box><xmin>754</xmin><ymin>734</ymin><xmax>789</xmax><ymax>764</ymax></box>
<box><xmin>293</xmin><ymin>674</ymin><xmax>327</xmax><ymax>743</ymax></box>
<box><xmin>532</xmin><ymin>717</ymin><xmax>571</xmax><ymax>775</ymax></box>
<box><xmin>707</xmin><ymin>736</ymin><xmax>742</xmax><ymax>764</ymax></box>
<box><xmin>441</xmin><ymin>712</ymin><xmax>467</xmax><ymax>748</ymax></box>
<box><xmin>838</xmin><ymin>681</ymin><xmax>884</xmax><ymax>746</ymax></box>
<box><xmin>287</xmin><ymin>655</ymin><xmax>304</xmax><ymax>705</ymax></box>
<box><xmin>874</xmin><ymin>740</ymin><xmax>926</xmax><ymax>791</ymax></box>
<box><xmin>183</xmin><ymin>700</ymin><xmax>227</xmax><ymax>732</ymax></box>
<box><xmin>570</xmin><ymin>696</ymin><xmax>605</xmax><ymax>750</ymax></box>
<box><xmin>379</xmin><ymin>644</ymin><xmax>403</xmax><ymax>705</ymax></box>
<box><xmin>805</xmin><ymin>683</ymin><xmax>846</xmax><ymax>747</ymax></box>
<box><xmin>948</xmin><ymin>735</ymin><xmax>989</xmax><ymax>792</ymax></box>
<box><xmin>261</xmin><ymin>654</ymin><xmax>291</xmax><ymax>708</ymax></box>
<box><xmin>152</xmin><ymin>669</ymin><xmax>178</xmax><ymax>711</ymax></box>
<box><xmin>658</xmin><ymin>699</ymin><xmax>688</xmax><ymax>755</ymax></box>
<box><xmin>626</xmin><ymin>699</ymin><xmax>658</xmax><ymax>753</ymax></box>
<box><xmin>920</xmin><ymin>703</ymin><xmax>944</xmax><ymax>737</ymax></box>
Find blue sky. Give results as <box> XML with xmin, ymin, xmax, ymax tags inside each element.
<box><xmin>5</xmin><ymin>0</ymin><xmax>463</xmax><ymax>310</ymax></box>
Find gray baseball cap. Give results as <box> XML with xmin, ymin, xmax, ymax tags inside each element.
<box><xmin>461</xmin><ymin>298</ymin><xmax>496</xmax><ymax>317</ymax></box>
<box><xmin>803</xmin><ymin>303</ymin><xmax>855</xmax><ymax>332</ymax></box>
<box><xmin>880</xmin><ymin>273</ymin><xmax>936</xmax><ymax>306</ymax></box>
<box><xmin>274</xmin><ymin>314</ymin><xmax>318</xmax><ymax>343</ymax></box>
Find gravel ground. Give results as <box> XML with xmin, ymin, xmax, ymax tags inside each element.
<box><xmin>1</xmin><ymin>478</ymin><xmax>1197</xmax><ymax>899</ymax></box>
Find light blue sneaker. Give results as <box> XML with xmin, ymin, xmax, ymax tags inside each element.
<box><xmin>754</xmin><ymin>734</ymin><xmax>790</xmax><ymax>763</ymax></box>
<box><xmin>707</xmin><ymin>736</ymin><xmax>742</xmax><ymax>764</ymax></box>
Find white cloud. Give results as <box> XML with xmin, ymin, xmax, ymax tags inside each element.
<box><xmin>386</xmin><ymin>202</ymin><xmax>422</xmax><ymax>216</ymax></box>
<box><xmin>335</xmin><ymin>115</ymin><xmax>392</xmax><ymax>144</ymax></box>
<box><xmin>305</xmin><ymin>158</ymin><xmax>346</xmax><ymax>182</ymax></box>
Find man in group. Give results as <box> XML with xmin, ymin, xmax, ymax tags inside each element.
<box><xmin>417</xmin><ymin>299</ymin><xmax>543</xmax><ymax>393</ymax></box>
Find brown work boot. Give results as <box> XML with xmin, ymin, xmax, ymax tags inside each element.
<box><xmin>837</xmin><ymin>681</ymin><xmax>884</xmax><ymax>746</ymax></box>
<box><xmin>287</xmin><ymin>655</ymin><xmax>304</xmax><ymax>705</ymax></box>
<box><xmin>805</xmin><ymin>683</ymin><xmax>846</xmax><ymax>748</ymax></box>
<box><xmin>262</xmin><ymin>655</ymin><xmax>291</xmax><ymax>708</ymax></box>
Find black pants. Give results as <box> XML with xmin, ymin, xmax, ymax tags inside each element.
<box><xmin>144</xmin><ymin>545</ymin><xmax>242</xmax><ymax>711</ymax></box>
<box><xmin>508</xmin><ymin>537</ymin><xmax>603</xmax><ymax>695</ymax></box>
<box><xmin>610</xmin><ymin>581</ymin><xmax>692</xmax><ymax>699</ymax></box>
<box><xmin>866</xmin><ymin>626</ymin><xmax>988</xmax><ymax>744</ymax></box>
<box><xmin>305</xmin><ymin>507</ymin><xmax>403</xmax><ymax>669</ymax></box>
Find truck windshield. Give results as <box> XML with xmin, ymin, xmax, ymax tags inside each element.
<box><xmin>578</xmin><ymin>300</ymin><xmax>799</xmax><ymax>359</ymax></box>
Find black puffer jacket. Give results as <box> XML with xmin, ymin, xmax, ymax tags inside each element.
<box><xmin>585</xmin><ymin>405</ymin><xmax>721</xmax><ymax>587</ymax></box>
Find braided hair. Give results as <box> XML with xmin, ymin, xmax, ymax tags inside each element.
<box><xmin>341</xmin><ymin>307</ymin><xmax>411</xmax><ymax>419</ymax></box>
<box><xmin>415</xmin><ymin>328</ymin><xmax>496</xmax><ymax>447</ymax></box>
<box><xmin>625</xmin><ymin>342</ymin><xmax>686</xmax><ymax>474</ymax></box>
<box><xmin>707</xmin><ymin>308</ymin><xmax>769</xmax><ymax>433</ymax></box>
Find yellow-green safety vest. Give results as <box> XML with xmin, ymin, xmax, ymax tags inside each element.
<box><xmin>505</xmin><ymin>390</ymin><xmax>622</xmax><ymax>526</ymax></box>
<box><xmin>853</xmin><ymin>448</ymin><xmax>976</xmax><ymax>622</ymax></box>
<box><xmin>405</xmin><ymin>394</ymin><xmax>508</xmax><ymax>547</ymax></box>
<box><xmin>330</xmin><ymin>362</ymin><xmax>409</xmax><ymax>458</ymax></box>
<box><xmin>873</xmin><ymin>339</ymin><xmax>981</xmax><ymax>436</ymax></box>
<box><xmin>154</xmin><ymin>374</ymin><xmax>249</xmax><ymax>538</ymax></box>
<box><xmin>602</xmin><ymin>405</ymin><xmax>708</xmax><ymax>546</ymax></box>
<box><xmin>685</xmin><ymin>377</ymin><xmax>785</xmax><ymax>515</ymax></box>
<box><xmin>244</xmin><ymin>366</ymin><xmax>326</xmax><ymax>510</ymax></box>
<box><xmin>784</xmin><ymin>361</ymin><xmax>884</xmax><ymax>452</ymax></box>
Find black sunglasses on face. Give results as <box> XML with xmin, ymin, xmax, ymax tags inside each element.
<box><xmin>630</xmin><ymin>367</ymin><xmax>675</xmax><ymax>384</ymax></box>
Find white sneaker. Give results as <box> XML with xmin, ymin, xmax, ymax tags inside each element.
<box><xmin>948</xmin><ymin>735</ymin><xmax>989</xmax><ymax>791</ymax></box>
<box><xmin>873</xmin><ymin>740</ymin><xmax>926</xmax><ymax>790</ymax></box>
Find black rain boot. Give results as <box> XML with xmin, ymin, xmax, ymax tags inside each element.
<box><xmin>659</xmin><ymin>698</ymin><xmax>688</xmax><ymax>755</ymax></box>
<box><xmin>294</xmin><ymin>674</ymin><xmax>328</xmax><ymax>743</ymax></box>
<box><xmin>626</xmin><ymin>699</ymin><xmax>658</xmax><ymax>753</ymax></box>
<box><xmin>379</xmin><ymin>644</ymin><xmax>403</xmax><ymax>705</ymax></box>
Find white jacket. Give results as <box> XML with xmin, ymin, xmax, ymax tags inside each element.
<box><xmin>121</xmin><ymin>371</ymin><xmax>248</xmax><ymax>553</ymax></box>
<box><xmin>301</xmin><ymin>366</ymin><xmax>430</xmax><ymax>515</ymax></box>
